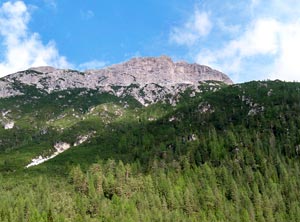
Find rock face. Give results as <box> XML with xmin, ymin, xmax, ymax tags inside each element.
<box><xmin>26</xmin><ymin>141</ymin><xmax>71</xmax><ymax>168</ymax></box>
<box><xmin>4</xmin><ymin>121</ymin><xmax>14</xmax><ymax>130</ymax></box>
<box><xmin>86</xmin><ymin>56</ymin><xmax>232</xmax><ymax>86</ymax></box>
<box><xmin>74</xmin><ymin>132</ymin><xmax>95</xmax><ymax>147</ymax></box>
<box><xmin>0</xmin><ymin>56</ymin><xmax>233</xmax><ymax>105</ymax></box>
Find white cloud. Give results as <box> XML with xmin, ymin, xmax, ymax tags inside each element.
<box><xmin>0</xmin><ymin>1</ymin><xmax>70</xmax><ymax>77</ymax></box>
<box><xmin>170</xmin><ymin>1</ymin><xmax>300</xmax><ymax>82</ymax></box>
<box><xmin>217</xmin><ymin>19</ymin><xmax>240</xmax><ymax>35</ymax></box>
<box><xmin>80</xmin><ymin>10</ymin><xmax>94</xmax><ymax>20</ymax></box>
<box><xmin>236</xmin><ymin>19</ymin><xmax>279</xmax><ymax>57</ymax></box>
<box><xmin>78</xmin><ymin>60</ymin><xmax>106</xmax><ymax>70</ymax></box>
<box><xmin>250</xmin><ymin>0</ymin><xmax>261</xmax><ymax>8</ymax></box>
<box><xmin>170</xmin><ymin>10</ymin><xmax>212</xmax><ymax>46</ymax></box>
<box><xmin>196</xmin><ymin>19</ymin><xmax>280</xmax><ymax>75</ymax></box>
<box><xmin>196</xmin><ymin>17</ymin><xmax>300</xmax><ymax>82</ymax></box>
<box><xmin>270</xmin><ymin>21</ymin><xmax>300</xmax><ymax>81</ymax></box>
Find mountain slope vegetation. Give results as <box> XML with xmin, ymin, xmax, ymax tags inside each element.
<box><xmin>1</xmin><ymin>79</ymin><xmax>300</xmax><ymax>221</ymax></box>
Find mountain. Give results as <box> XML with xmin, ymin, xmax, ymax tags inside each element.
<box><xmin>0</xmin><ymin>56</ymin><xmax>232</xmax><ymax>169</ymax></box>
<box><xmin>0</xmin><ymin>56</ymin><xmax>232</xmax><ymax>105</ymax></box>
<box><xmin>1</xmin><ymin>57</ymin><xmax>300</xmax><ymax>221</ymax></box>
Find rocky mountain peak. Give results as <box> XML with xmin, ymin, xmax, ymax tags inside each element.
<box><xmin>0</xmin><ymin>56</ymin><xmax>233</xmax><ymax>105</ymax></box>
<box><xmin>125</xmin><ymin>55</ymin><xmax>173</xmax><ymax>65</ymax></box>
<box><xmin>88</xmin><ymin>55</ymin><xmax>233</xmax><ymax>86</ymax></box>
<box><xmin>28</xmin><ymin>66</ymin><xmax>58</xmax><ymax>73</ymax></box>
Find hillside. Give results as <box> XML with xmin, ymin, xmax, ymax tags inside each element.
<box><xmin>1</xmin><ymin>59</ymin><xmax>300</xmax><ymax>221</ymax></box>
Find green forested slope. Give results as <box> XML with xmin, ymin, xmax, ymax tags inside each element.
<box><xmin>1</xmin><ymin>80</ymin><xmax>300</xmax><ymax>221</ymax></box>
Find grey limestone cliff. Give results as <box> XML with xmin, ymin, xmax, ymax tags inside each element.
<box><xmin>0</xmin><ymin>56</ymin><xmax>233</xmax><ymax>105</ymax></box>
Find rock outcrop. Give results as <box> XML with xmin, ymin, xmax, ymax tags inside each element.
<box><xmin>4</xmin><ymin>121</ymin><xmax>14</xmax><ymax>130</ymax></box>
<box><xmin>0</xmin><ymin>56</ymin><xmax>233</xmax><ymax>105</ymax></box>
<box><xmin>25</xmin><ymin>142</ymin><xmax>71</xmax><ymax>168</ymax></box>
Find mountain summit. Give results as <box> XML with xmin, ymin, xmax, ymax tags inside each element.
<box><xmin>0</xmin><ymin>56</ymin><xmax>232</xmax><ymax>105</ymax></box>
<box><xmin>86</xmin><ymin>55</ymin><xmax>233</xmax><ymax>86</ymax></box>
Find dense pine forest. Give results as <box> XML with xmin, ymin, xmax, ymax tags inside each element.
<box><xmin>1</xmin><ymin>80</ymin><xmax>300</xmax><ymax>221</ymax></box>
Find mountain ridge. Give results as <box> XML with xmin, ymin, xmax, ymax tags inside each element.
<box><xmin>0</xmin><ymin>56</ymin><xmax>232</xmax><ymax>105</ymax></box>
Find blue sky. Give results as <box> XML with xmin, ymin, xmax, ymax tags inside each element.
<box><xmin>1</xmin><ymin>0</ymin><xmax>300</xmax><ymax>82</ymax></box>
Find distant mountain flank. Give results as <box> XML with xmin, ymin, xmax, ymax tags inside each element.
<box><xmin>0</xmin><ymin>56</ymin><xmax>232</xmax><ymax>105</ymax></box>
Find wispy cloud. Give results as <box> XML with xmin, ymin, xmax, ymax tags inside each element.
<box><xmin>216</xmin><ymin>19</ymin><xmax>240</xmax><ymax>35</ymax></box>
<box><xmin>197</xmin><ymin>18</ymin><xmax>300</xmax><ymax>82</ymax></box>
<box><xmin>78</xmin><ymin>60</ymin><xmax>106</xmax><ymax>70</ymax></box>
<box><xmin>250</xmin><ymin>0</ymin><xmax>261</xmax><ymax>8</ymax></box>
<box><xmin>170</xmin><ymin>0</ymin><xmax>300</xmax><ymax>82</ymax></box>
<box><xmin>43</xmin><ymin>0</ymin><xmax>57</xmax><ymax>9</ymax></box>
<box><xmin>196</xmin><ymin>18</ymin><xmax>280</xmax><ymax>73</ymax></box>
<box><xmin>169</xmin><ymin>9</ymin><xmax>212</xmax><ymax>46</ymax></box>
<box><xmin>0</xmin><ymin>1</ymin><xmax>70</xmax><ymax>77</ymax></box>
<box><xmin>80</xmin><ymin>10</ymin><xmax>94</xmax><ymax>20</ymax></box>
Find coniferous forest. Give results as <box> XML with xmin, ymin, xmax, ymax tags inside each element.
<box><xmin>1</xmin><ymin>80</ymin><xmax>300</xmax><ymax>221</ymax></box>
